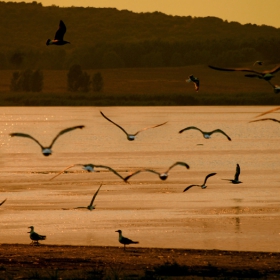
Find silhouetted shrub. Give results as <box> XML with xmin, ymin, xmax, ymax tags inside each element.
<box><xmin>92</xmin><ymin>72</ymin><xmax>103</xmax><ymax>92</ymax></box>
<box><xmin>10</xmin><ymin>69</ymin><xmax>43</xmax><ymax>92</ymax></box>
<box><xmin>67</xmin><ymin>64</ymin><xmax>91</xmax><ymax>92</ymax></box>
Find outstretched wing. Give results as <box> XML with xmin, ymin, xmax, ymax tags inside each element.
<box><xmin>165</xmin><ymin>161</ymin><xmax>190</xmax><ymax>173</ymax></box>
<box><xmin>210</xmin><ymin>129</ymin><xmax>231</xmax><ymax>141</ymax></box>
<box><xmin>234</xmin><ymin>164</ymin><xmax>240</xmax><ymax>181</ymax></box>
<box><xmin>0</xmin><ymin>198</ymin><xmax>7</xmax><ymax>206</ymax></box>
<box><xmin>49</xmin><ymin>164</ymin><xmax>84</xmax><ymax>180</ymax></box>
<box><xmin>89</xmin><ymin>183</ymin><xmax>102</xmax><ymax>207</ymax></box>
<box><xmin>203</xmin><ymin>173</ymin><xmax>217</xmax><ymax>185</ymax></box>
<box><xmin>264</xmin><ymin>64</ymin><xmax>280</xmax><ymax>74</ymax></box>
<box><xmin>100</xmin><ymin>111</ymin><xmax>129</xmax><ymax>136</ymax></box>
<box><xmin>208</xmin><ymin>65</ymin><xmax>261</xmax><ymax>75</ymax></box>
<box><xmin>10</xmin><ymin>133</ymin><xmax>44</xmax><ymax>149</ymax></box>
<box><xmin>49</xmin><ymin>125</ymin><xmax>85</xmax><ymax>148</ymax></box>
<box><xmin>179</xmin><ymin>126</ymin><xmax>204</xmax><ymax>135</ymax></box>
<box><xmin>249</xmin><ymin>118</ymin><xmax>280</xmax><ymax>123</ymax></box>
<box><xmin>183</xmin><ymin>185</ymin><xmax>199</xmax><ymax>192</ymax></box>
<box><xmin>94</xmin><ymin>165</ymin><xmax>126</xmax><ymax>182</ymax></box>
<box><xmin>134</xmin><ymin>121</ymin><xmax>168</xmax><ymax>136</ymax></box>
<box><xmin>254</xmin><ymin>107</ymin><xmax>280</xmax><ymax>118</ymax></box>
<box><xmin>54</xmin><ymin>20</ymin><xmax>66</xmax><ymax>40</ymax></box>
<box><xmin>124</xmin><ymin>170</ymin><xmax>146</xmax><ymax>181</ymax></box>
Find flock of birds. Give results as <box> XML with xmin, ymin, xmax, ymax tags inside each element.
<box><xmin>2</xmin><ymin>20</ymin><xmax>279</xmax><ymax>249</ymax></box>
<box><xmin>5</xmin><ymin>105</ymin><xmax>278</xmax><ymax>249</ymax></box>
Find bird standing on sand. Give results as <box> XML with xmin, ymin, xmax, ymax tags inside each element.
<box><xmin>10</xmin><ymin>125</ymin><xmax>85</xmax><ymax>156</ymax></box>
<box><xmin>208</xmin><ymin>64</ymin><xmax>280</xmax><ymax>81</ymax></box>
<box><xmin>50</xmin><ymin>163</ymin><xmax>126</xmax><ymax>182</ymax></box>
<box><xmin>62</xmin><ymin>183</ymin><xmax>102</xmax><ymax>211</ymax></box>
<box><xmin>183</xmin><ymin>173</ymin><xmax>216</xmax><ymax>192</ymax></box>
<box><xmin>124</xmin><ymin>162</ymin><xmax>190</xmax><ymax>182</ymax></box>
<box><xmin>115</xmin><ymin>230</ymin><xmax>139</xmax><ymax>250</ymax></box>
<box><xmin>0</xmin><ymin>198</ymin><xmax>7</xmax><ymax>206</ymax></box>
<box><xmin>186</xmin><ymin>75</ymin><xmax>199</xmax><ymax>92</ymax></box>
<box><xmin>100</xmin><ymin>111</ymin><xmax>167</xmax><ymax>141</ymax></box>
<box><xmin>46</xmin><ymin>20</ymin><xmax>70</xmax><ymax>46</ymax></box>
<box><xmin>222</xmin><ymin>164</ymin><xmax>242</xmax><ymax>184</ymax></box>
<box><xmin>179</xmin><ymin>126</ymin><xmax>231</xmax><ymax>141</ymax></box>
<box><xmin>28</xmin><ymin>226</ymin><xmax>46</xmax><ymax>245</ymax></box>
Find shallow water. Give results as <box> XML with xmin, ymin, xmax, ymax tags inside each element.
<box><xmin>0</xmin><ymin>106</ymin><xmax>279</xmax><ymax>252</ymax></box>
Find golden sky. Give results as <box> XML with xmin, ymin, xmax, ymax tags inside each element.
<box><xmin>10</xmin><ymin>0</ymin><xmax>280</xmax><ymax>28</ymax></box>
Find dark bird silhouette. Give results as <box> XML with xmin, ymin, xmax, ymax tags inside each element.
<box><xmin>46</xmin><ymin>20</ymin><xmax>70</xmax><ymax>46</ymax></box>
<box><xmin>254</xmin><ymin>107</ymin><xmax>280</xmax><ymax>118</ymax></box>
<box><xmin>222</xmin><ymin>164</ymin><xmax>242</xmax><ymax>184</ymax></box>
<box><xmin>208</xmin><ymin>64</ymin><xmax>280</xmax><ymax>81</ymax></box>
<box><xmin>183</xmin><ymin>173</ymin><xmax>216</xmax><ymax>192</ymax></box>
<box><xmin>249</xmin><ymin>118</ymin><xmax>280</xmax><ymax>124</ymax></box>
<box><xmin>124</xmin><ymin>162</ymin><xmax>190</xmax><ymax>182</ymax></box>
<box><xmin>186</xmin><ymin>75</ymin><xmax>199</xmax><ymax>92</ymax></box>
<box><xmin>100</xmin><ymin>111</ymin><xmax>167</xmax><ymax>141</ymax></box>
<box><xmin>62</xmin><ymin>183</ymin><xmax>102</xmax><ymax>211</ymax></box>
<box><xmin>0</xmin><ymin>198</ymin><xmax>7</xmax><ymax>206</ymax></box>
<box><xmin>115</xmin><ymin>230</ymin><xmax>139</xmax><ymax>250</ymax></box>
<box><xmin>179</xmin><ymin>126</ymin><xmax>231</xmax><ymax>141</ymax></box>
<box><xmin>28</xmin><ymin>226</ymin><xmax>46</xmax><ymax>245</ymax></box>
<box><xmin>50</xmin><ymin>163</ymin><xmax>126</xmax><ymax>182</ymax></box>
<box><xmin>10</xmin><ymin>125</ymin><xmax>85</xmax><ymax>156</ymax></box>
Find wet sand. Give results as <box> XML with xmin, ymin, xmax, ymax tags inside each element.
<box><xmin>0</xmin><ymin>106</ymin><xmax>280</xmax><ymax>254</ymax></box>
<box><xmin>1</xmin><ymin>244</ymin><xmax>280</xmax><ymax>279</ymax></box>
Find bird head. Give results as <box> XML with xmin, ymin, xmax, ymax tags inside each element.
<box><xmin>115</xmin><ymin>230</ymin><xmax>122</xmax><ymax>233</ymax></box>
<box><xmin>28</xmin><ymin>226</ymin><xmax>34</xmax><ymax>233</ymax></box>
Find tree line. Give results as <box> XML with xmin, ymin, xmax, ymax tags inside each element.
<box><xmin>0</xmin><ymin>1</ymin><xmax>279</xmax><ymax>70</ymax></box>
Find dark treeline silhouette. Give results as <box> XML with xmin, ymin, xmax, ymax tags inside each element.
<box><xmin>1</xmin><ymin>1</ymin><xmax>280</xmax><ymax>70</ymax></box>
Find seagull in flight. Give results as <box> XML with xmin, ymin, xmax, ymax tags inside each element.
<box><xmin>50</xmin><ymin>163</ymin><xmax>126</xmax><ymax>182</ymax></box>
<box><xmin>0</xmin><ymin>198</ymin><xmax>7</xmax><ymax>206</ymax></box>
<box><xmin>46</xmin><ymin>20</ymin><xmax>70</xmax><ymax>46</ymax></box>
<box><xmin>10</xmin><ymin>125</ymin><xmax>85</xmax><ymax>156</ymax></box>
<box><xmin>115</xmin><ymin>230</ymin><xmax>139</xmax><ymax>250</ymax></box>
<box><xmin>186</xmin><ymin>75</ymin><xmax>199</xmax><ymax>92</ymax></box>
<box><xmin>208</xmin><ymin>64</ymin><xmax>280</xmax><ymax>81</ymax></box>
<box><xmin>100</xmin><ymin>111</ymin><xmax>167</xmax><ymax>141</ymax></box>
<box><xmin>62</xmin><ymin>183</ymin><xmax>102</xmax><ymax>211</ymax></box>
<box><xmin>183</xmin><ymin>173</ymin><xmax>216</xmax><ymax>192</ymax></box>
<box><xmin>28</xmin><ymin>226</ymin><xmax>46</xmax><ymax>245</ymax></box>
<box><xmin>253</xmin><ymin>61</ymin><xmax>263</xmax><ymax>66</ymax></box>
<box><xmin>254</xmin><ymin>107</ymin><xmax>280</xmax><ymax>118</ymax></box>
<box><xmin>124</xmin><ymin>162</ymin><xmax>190</xmax><ymax>182</ymax></box>
<box><xmin>222</xmin><ymin>164</ymin><xmax>242</xmax><ymax>184</ymax></box>
<box><xmin>179</xmin><ymin>126</ymin><xmax>231</xmax><ymax>141</ymax></box>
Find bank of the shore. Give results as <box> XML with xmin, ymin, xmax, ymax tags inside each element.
<box><xmin>1</xmin><ymin>244</ymin><xmax>279</xmax><ymax>279</ymax></box>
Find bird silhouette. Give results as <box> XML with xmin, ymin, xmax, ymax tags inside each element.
<box><xmin>179</xmin><ymin>126</ymin><xmax>231</xmax><ymax>141</ymax></box>
<box><xmin>50</xmin><ymin>163</ymin><xmax>126</xmax><ymax>182</ymax></box>
<box><xmin>222</xmin><ymin>164</ymin><xmax>242</xmax><ymax>184</ymax></box>
<box><xmin>62</xmin><ymin>183</ymin><xmax>102</xmax><ymax>211</ymax></box>
<box><xmin>183</xmin><ymin>173</ymin><xmax>216</xmax><ymax>192</ymax></box>
<box><xmin>208</xmin><ymin>64</ymin><xmax>280</xmax><ymax>81</ymax></box>
<box><xmin>253</xmin><ymin>61</ymin><xmax>263</xmax><ymax>66</ymax></box>
<box><xmin>124</xmin><ymin>162</ymin><xmax>190</xmax><ymax>182</ymax></box>
<box><xmin>46</xmin><ymin>20</ymin><xmax>70</xmax><ymax>46</ymax></box>
<box><xmin>28</xmin><ymin>226</ymin><xmax>46</xmax><ymax>245</ymax></box>
<box><xmin>10</xmin><ymin>125</ymin><xmax>85</xmax><ymax>156</ymax></box>
<box><xmin>100</xmin><ymin>111</ymin><xmax>167</xmax><ymax>141</ymax></box>
<box><xmin>186</xmin><ymin>75</ymin><xmax>199</xmax><ymax>92</ymax></box>
<box><xmin>115</xmin><ymin>230</ymin><xmax>139</xmax><ymax>250</ymax></box>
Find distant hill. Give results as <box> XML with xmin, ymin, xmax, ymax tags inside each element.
<box><xmin>0</xmin><ymin>1</ymin><xmax>280</xmax><ymax>70</ymax></box>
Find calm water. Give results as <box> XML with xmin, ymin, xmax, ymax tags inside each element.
<box><xmin>0</xmin><ymin>106</ymin><xmax>279</xmax><ymax>252</ymax></box>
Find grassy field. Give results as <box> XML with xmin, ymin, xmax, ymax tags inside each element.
<box><xmin>1</xmin><ymin>65</ymin><xmax>280</xmax><ymax>106</ymax></box>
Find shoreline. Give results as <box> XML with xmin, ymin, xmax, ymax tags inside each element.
<box><xmin>1</xmin><ymin>244</ymin><xmax>280</xmax><ymax>279</ymax></box>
